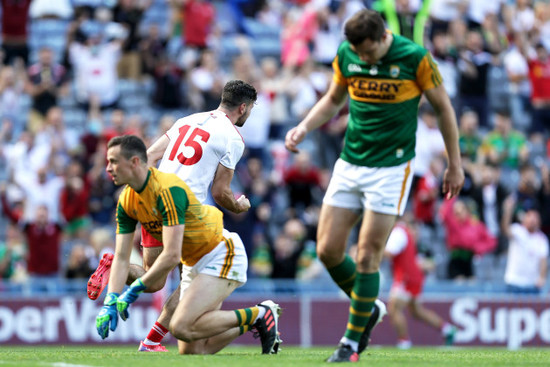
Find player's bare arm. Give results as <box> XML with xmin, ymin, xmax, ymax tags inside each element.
<box><xmin>211</xmin><ymin>163</ymin><xmax>250</xmax><ymax>213</ymax></box>
<box><xmin>424</xmin><ymin>85</ymin><xmax>464</xmax><ymax>199</ymax></box>
<box><xmin>285</xmin><ymin>80</ymin><xmax>348</xmax><ymax>153</ymax></box>
<box><xmin>139</xmin><ymin>224</ymin><xmax>184</xmax><ymax>290</ymax></box>
<box><xmin>147</xmin><ymin>135</ymin><xmax>170</xmax><ymax>167</ymax></box>
<box><xmin>107</xmin><ymin>233</ymin><xmax>135</xmax><ymax>294</ymax></box>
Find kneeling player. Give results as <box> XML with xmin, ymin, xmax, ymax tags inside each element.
<box><xmin>94</xmin><ymin>135</ymin><xmax>281</xmax><ymax>354</ymax></box>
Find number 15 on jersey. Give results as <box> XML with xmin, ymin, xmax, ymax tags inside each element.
<box><xmin>168</xmin><ymin>125</ymin><xmax>211</xmax><ymax>166</ymax></box>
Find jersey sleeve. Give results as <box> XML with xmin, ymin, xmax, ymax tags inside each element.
<box><xmin>332</xmin><ymin>54</ymin><xmax>348</xmax><ymax>87</ymax></box>
<box><xmin>220</xmin><ymin>137</ymin><xmax>245</xmax><ymax>170</ymax></box>
<box><xmin>416</xmin><ymin>52</ymin><xmax>443</xmax><ymax>91</ymax></box>
<box><xmin>116</xmin><ymin>202</ymin><xmax>138</xmax><ymax>234</ymax></box>
<box><xmin>157</xmin><ymin>187</ymin><xmax>188</xmax><ymax>226</ymax></box>
<box><xmin>385</xmin><ymin>226</ymin><xmax>408</xmax><ymax>255</ymax></box>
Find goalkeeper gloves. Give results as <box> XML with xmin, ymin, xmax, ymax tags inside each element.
<box><xmin>117</xmin><ymin>278</ymin><xmax>147</xmax><ymax>321</ymax></box>
<box><xmin>96</xmin><ymin>292</ymin><xmax>119</xmax><ymax>339</ymax></box>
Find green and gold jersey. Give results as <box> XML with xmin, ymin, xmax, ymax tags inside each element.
<box><xmin>116</xmin><ymin>167</ymin><xmax>223</xmax><ymax>266</ymax></box>
<box><xmin>333</xmin><ymin>33</ymin><xmax>443</xmax><ymax>167</ymax></box>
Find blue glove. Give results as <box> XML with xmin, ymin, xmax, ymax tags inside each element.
<box><xmin>117</xmin><ymin>278</ymin><xmax>146</xmax><ymax>321</ymax></box>
<box><xmin>96</xmin><ymin>292</ymin><xmax>119</xmax><ymax>339</ymax></box>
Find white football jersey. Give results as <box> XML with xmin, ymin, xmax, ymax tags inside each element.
<box><xmin>158</xmin><ymin>110</ymin><xmax>245</xmax><ymax>203</ymax></box>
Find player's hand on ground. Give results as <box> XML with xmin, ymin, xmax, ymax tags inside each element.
<box><xmin>96</xmin><ymin>292</ymin><xmax>120</xmax><ymax>339</ymax></box>
<box><xmin>285</xmin><ymin>125</ymin><xmax>308</xmax><ymax>153</ymax></box>
<box><xmin>442</xmin><ymin>165</ymin><xmax>465</xmax><ymax>200</ymax></box>
<box><xmin>237</xmin><ymin>194</ymin><xmax>251</xmax><ymax>212</ymax></box>
<box><xmin>117</xmin><ymin>278</ymin><xmax>146</xmax><ymax>321</ymax></box>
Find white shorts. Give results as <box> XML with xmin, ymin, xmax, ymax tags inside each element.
<box><xmin>180</xmin><ymin>229</ymin><xmax>247</xmax><ymax>299</ymax></box>
<box><xmin>323</xmin><ymin>158</ymin><xmax>414</xmax><ymax>216</ymax></box>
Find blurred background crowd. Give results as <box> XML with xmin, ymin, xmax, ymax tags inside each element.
<box><xmin>0</xmin><ymin>0</ymin><xmax>549</xmax><ymax>294</ymax></box>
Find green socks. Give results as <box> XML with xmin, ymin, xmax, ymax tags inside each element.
<box><xmin>344</xmin><ymin>272</ymin><xmax>380</xmax><ymax>342</ymax></box>
<box><xmin>327</xmin><ymin>255</ymin><xmax>356</xmax><ymax>296</ymax></box>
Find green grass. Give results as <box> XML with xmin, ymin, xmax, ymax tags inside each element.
<box><xmin>0</xmin><ymin>346</ymin><xmax>549</xmax><ymax>367</ymax></box>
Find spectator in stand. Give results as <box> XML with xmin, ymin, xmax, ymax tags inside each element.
<box><xmin>25</xmin><ymin>47</ymin><xmax>69</xmax><ymax>132</ymax></box>
<box><xmin>89</xmin><ymin>226</ymin><xmax>115</xmax><ymax>270</ymax></box>
<box><xmin>283</xmin><ymin>151</ymin><xmax>322</xmax><ymax>212</ymax></box>
<box><xmin>503</xmin><ymin>33</ymin><xmax>531</xmax><ymax>132</ymax></box>
<box><xmin>383</xmin><ymin>216</ymin><xmax>457</xmax><ymax>349</ymax></box>
<box><xmin>69</xmin><ymin>31</ymin><xmax>123</xmax><ymax>110</ymax></box>
<box><xmin>60</xmin><ymin>160</ymin><xmax>91</xmax><ymax>241</ymax></box>
<box><xmin>412</xmin><ymin>156</ymin><xmax>444</xmax><ymax>227</ymax></box>
<box><xmin>152</xmin><ymin>56</ymin><xmax>186</xmax><ymax>111</ymax></box>
<box><xmin>65</xmin><ymin>243</ymin><xmax>94</xmax><ymax>279</ymax></box>
<box><xmin>413</xmin><ymin>103</ymin><xmax>446</xmax><ymax>189</ymax></box>
<box><xmin>458</xmin><ymin>110</ymin><xmax>482</xmax><ymax>163</ymax></box>
<box><xmin>1</xmin><ymin>187</ymin><xmax>63</xmax><ymax>289</ymax></box>
<box><xmin>470</xmin><ymin>163</ymin><xmax>508</xmax><ymax>254</ymax></box>
<box><xmin>430</xmin><ymin>30</ymin><xmax>458</xmax><ymax>108</ymax></box>
<box><xmin>29</xmin><ymin>0</ymin><xmax>72</xmax><ymax>19</ymax></box>
<box><xmin>139</xmin><ymin>24</ymin><xmax>168</xmax><ymax>76</ymax></box>
<box><xmin>507</xmin><ymin>164</ymin><xmax>549</xmax><ymax>226</ymax></box>
<box><xmin>113</xmin><ymin>0</ymin><xmax>151</xmax><ymax>80</ymax></box>
<box><xmin>502</xmin><ymin>195</ymin><xmax>548</xmax><ymax>294</ymax></box>
<box><xmin>181</xmin><ymin>0</ymin><xmax>215</xmax><ymax>50</ymax></box>
<box><xmin>440</xmin><ymin>197</ymin><xmax>497</xmax><ymax>280</ymax></box>
<box><xmin>525</xmin><ymin>43</ymin><xmax>550</xmax><ymax>135</ymax></box>
<box><xmin>87</xmin><ymin>143</ymin><xmax>118</xmax><ymax>226</ymax></box>
<box><xmin>188</xmin><ymin>49</ymin><xmax>225</xmax><ymax>111</ymax></box>
<box><xmin>16</xmin><ymin>165</ymin><xmax>65</xmax><ymax>224</ymax></box>
<box><xmin>270</xmin><ymin>218</ymin><xmax>307</xmax><ymax>279</ymax></box>
<box><xmin>479</xmin><ymin>110</ymin><xmax>529</xmax><ymax>170</ymax></box>
<box><xmin>0</xmin><ymin>0</ymin><xmax>31</xmax><ymax>66</ymax></box>
<box><xmin>457</xmin><ymin>30</ymin><xmax>492</xmax><ymax>127</ymax></box>
<box><xmin>0</xmin><ymin>224</ymin><xmax>25</xmax><ymax>280</ymax></box>
<box><xmin>0</xmin><ymin>62</ymin><xmax>26</xmax><ymax>132</ymax></box>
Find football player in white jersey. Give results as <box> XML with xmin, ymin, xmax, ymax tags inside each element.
<box><xmin>140</xmin><ymin>80</ymin><xmax>264</xmax><ymax>353</ymax></box>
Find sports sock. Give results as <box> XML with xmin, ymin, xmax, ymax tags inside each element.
<box><xmin>340</xmin><ymin>337</ymin><xmax>359</xmax><ymax>352</ymax></box>
<box><xmin>234</xmin><ymin>306</ymin><xmax>261</xmax><ymax>326</ymax></box>
<box><xmin>344</xmin><ymin>272</ymin><xmax>380</xmax><ymax>343</ymax></box>
<box><xmin>143</xmin><ymin>321</ymin><xmax>169</xmax><ymax>346</ymax></box>
<box><xmin>239</xmin><ymin>325</ymin><xmax>250</xmax><ymax>335</ymax></box>
<box><xmin>327</xmin><ymin>254</ymin><xmax>356</xmax><ymax>296</ymax></box>
<box><xmin>441</xmin><ymin>323</ymin><xmax>453</xmax><ymax>335</ymax></box>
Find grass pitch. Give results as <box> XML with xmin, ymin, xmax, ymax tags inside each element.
<box><xmin>0</xmin><ymin>345</ymin><xmax>548</xmax><ymax>367</ymax></box>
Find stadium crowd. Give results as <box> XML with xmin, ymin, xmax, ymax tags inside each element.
<box><xmin>0</xmin><ymin>0</ymin><xmax>549</xmax><ymax>294</ymax></box>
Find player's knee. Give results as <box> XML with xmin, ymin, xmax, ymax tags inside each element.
<box><xmin>317</xmin><ymin>245</ymin><xmax>343</xmax><ymax>268</ymax></box>
<box><xmin>144</xmin><ymin>279</ymin><xmax>167</xmax><ymax>293</ymax></box>
<box><xmin>170</xmin><ymin>319</ymin><xmax>196</xmax><ymax>343</ymax></box>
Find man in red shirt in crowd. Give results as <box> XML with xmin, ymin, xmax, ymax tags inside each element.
<box><xmin>1</xmin><ymin>185</ymin><xmax>63</xmax><ymax>291</ymax></box>
<box><xmin>384</xmin><ymin>216</ymin><xmax>456</xmax><ymax>349</ymax></box>
<box><xmin>182</xmin><ymin>0</ymin><xmax>215</xmax><ymax>49</ymax></box>
<box><xmin>1</xmin><ymin>0</ymin><xmax>31</xmax><ymax>65</ymax></box>
<box><xmin>527</xmin><ymin>43</ymin><xmax>550</xmax><ymax>134</ymax></box>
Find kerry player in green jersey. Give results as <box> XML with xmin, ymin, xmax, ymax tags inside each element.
<box><xmin>285</xmin><ymin>9</ymin><xmax>464</xmax><ymax>363</ymax></box>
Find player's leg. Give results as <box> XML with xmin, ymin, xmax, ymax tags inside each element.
<box><xmin>170</xmin><ymin>231</ymin><xmax>280</xmax><ymax>355</ymax></box>
<box><xmin>170</xmin><ymin>273</ymin><xmax>243</xmax><ymax>342</ymax></box>
<box><xmin>138</xmin><ymin>229</ymin><xmax>172</xmax><ymax>351</ymax></box>
<box><xmin>389</xmin><ymin>285</ymin><xmax>412</xmax><ymax>348</ymax></box>
<box><xmin>317</xmin><ymin>204</ymin><xmax>361</xmax><ymax>294</ymax></box>
<box><xmin>327</xmin><ymin>160</ymin><xmax>412</xmax><ymax>362</ymax></box>
<box><xmin>317</xmin><ymin>159</ymin><xmax>364</xmax><ymax>295</ymax></box>
<box><xmin>408</xmin><ymin>297</ymin><xmax>456</xmax><ymax>345</ymax></box>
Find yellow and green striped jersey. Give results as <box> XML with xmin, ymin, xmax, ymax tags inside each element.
<box><xmin>333</xmin><ymin>33</ymin><xmax>443</xmax><ymax>167</ymax></box>
<box><xmin>116</xmin><ymin>167</ymin><xmax>223</xmax><ymax>266</ymax></box>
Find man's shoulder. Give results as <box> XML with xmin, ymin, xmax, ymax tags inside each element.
<box><xmin>387</xmin><ymin>34</ymin><xmax>428</xmax><ymax>61</ymax></box>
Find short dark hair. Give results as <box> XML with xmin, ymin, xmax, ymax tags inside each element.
<box><xmin>344</xmin><ymin>9</ymin><xmax>386</xmax><ymax>46</ymax></box>
<box><xmin>107</xmin><ymin>135</ymin><xmax>148</xmax><ymax>163</ymax></box>
<box><xmin>220</xmin><ymin>80</ymin><xmax>257</xmax><ymax>108</ymax></box>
